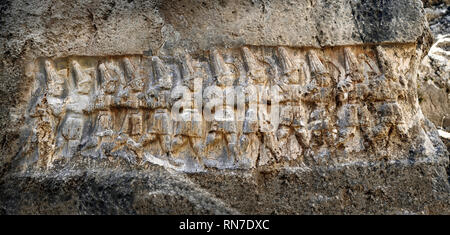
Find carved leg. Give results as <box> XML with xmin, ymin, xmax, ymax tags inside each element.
<box><xmin>190</xmin><ymin>137</ymin><xmax>205</xmax><ymax>156</ymax></box>
<box><xmin>396</xmin><ymin>123</ymin><xmax>408</xmax><ymax>138</ymax></box>
<box><xmin>171</xmin><ymin>135</ymin><xmax>186</xmax><ymax>153</ymax></box>
<box><xmin>130</xmin><ymin>113</ymin><xmax>143</xmax><ymax>136</ymax></box>
<box><xmin>264</xmin><ymin>130</ymin><xmax>281</xmax><ymax>159</ymax></box>
<box><xmin>225</xmin><ymin>133</ymin><xmax>238</xmax><ymax>156</ymax></box>
<box><xmin>336</xmin><ymin>127</ymin><xmax>350</xmax><ymax>147</ymax></box>
<box><xmin>372</xmin><ymin>122</ymin><xmax>392</xmax><ymax>140</ymax></box>
<box><xmin>139</xmin><ymin>133</ymin><xmax>157</xmax><ymax>146</ymax></box>
<box><xmin>160</xmin><ymin>134</ymin><xmax>172</xmax><ymax>154</ymax></box>
<box><xmin>206</xmin><ymin>132</ymin><xmax>220</xmax><ymax>147</ymax></box>
<box><xmin>239</xmin><ymin>133</ymin><xmax>251</xmax><ymax>154</ymax></box>
<box><xmin>276</xmin><ymin>126</ymin><xmax>290</xmax><ymax>140</ymax></box>
<box><xmin>294</xmin><ymin>126</ymin><xmax>310</xmax><ymax>147</ymax></box>
<box><xmin>64</xmin><ymin>139</ymin><xmax>79</xmax><ymax>158</ymax></box>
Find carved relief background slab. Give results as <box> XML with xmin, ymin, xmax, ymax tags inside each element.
<box><xmin>19</xmin><ymin>45</ymin><xmax>421</xmax><ymax>172</ymax></box>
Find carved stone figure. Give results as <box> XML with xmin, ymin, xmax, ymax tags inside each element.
<box><xmin>83</xmin><ymin>62</ymin><xmax>120</xmax><ymax>157</ymax></box>
<box><xmin>205</xmin><ymin>49</ymin><xmax>239</xmax><ymax>159</ymax></box>
<box><xmin>171</xmin><ymin>54</ymin><xmax>205</xmax><ymax>157</ymax></box>
<box><xmin>302</xmin><ymin>50</ymin><xmax>334</xmax><ymax>147</ymax></box>
<box><xmin>369</xmin><ymin>75</ymin><xmax>409</xmax><ymax>142</ymax></box>
<box><xmin>44</xmin><ymin>60</ymin><xmax>66</xmax><ymax>120</ymax></box>
<box><xmin>335</xmin><ymin>48</ymin><xmax>365</xmax><ymax>148</ymax></box>
<box><xmin>29</xmin><ymin>60</ymin><xmax>67</xmax><ymax>166</ymax></box>
<box><xmin>141</xmin><ymin>56</ymin><xmax>173</xmax><ymax>156</ymax></box>
<box><xmin>239</xmin><ymin>47</ymin><xmax>267</xmax><ymax>165</ymax></box>
<box><xmin>57</xmin><ymin>61</ymin><xmax>92</xmax><ymax>158</ymax></box>
<box><xmin>119</xmin><ymin>58</ymin><xmax>144</xmax><ymax>139</ymax></box>
<box><xmin>270</xmin><ymin>47</ymin><xmax>305</xmax><ymax>161</ymax></box>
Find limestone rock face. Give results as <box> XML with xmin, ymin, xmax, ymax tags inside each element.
<box><xmin>418</xmin><ymin>34</ymin><xmax>450</xmax><ymax>130</ymax></box>
<box><xmin>424</xmin><ymin>1</ymin><xmax>449</xmax><ymax>35</ymax></box>
<box><xmin>0</xmin><ymin>0</ymin><xmax>448</xmax><ymax>214</ymax></box>
<box><xmin>418</xmin><ymin>2</ymin><xmax>450</xmax><ymax>131</ymax></box>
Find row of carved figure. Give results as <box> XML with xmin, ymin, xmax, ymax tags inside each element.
<box><xmin>27</xmin><ymin>46</ymin><xmax>410</xmax><ymax>170</ymax></box>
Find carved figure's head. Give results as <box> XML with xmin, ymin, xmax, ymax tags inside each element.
<box><xmin>72</xmin><ymin>61</ymin><xmax>92</xmax><ymax>94</ymax></box>
<box><xmin>44</xmin><ymin>60</ymin><xmax>65</xmax><ymax>97</ymax></box>
<box><xmin>211</xmin><ymin>49</ymin><xmax>237</xmax><ymax>87</ymax></box>
<box><xmin>152</xmin><ymin>56</ymin><xmax>173</xmax><ymax>90</ymax></box>
<box><xmin>307</xmin><ymin>50</ymin><xmax>331</xmax><ymax>87</ymax></box>
<box><xmin>99</xmin><ymin>63</ymin><xmax>118</xmax><ymax>94</ymax></box>
<box><xmin>123</xmin><ymin>58</ymin><xmax>144</xmax><ymax>92</ymax></box>
<box><xmin>242</xmin><ymin>47</ymin><xmax>266</xmax><ymax>84</ymax></box>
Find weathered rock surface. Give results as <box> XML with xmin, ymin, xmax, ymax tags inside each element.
<box><xmin>0</xmin><ymin>0</ymin><xmax>448</xmax><ymax>214</ymax></box>
<box><xmin>424</xmin><ymin>1</ymin><xmax>449</xmax><ymax>36</ymax></box>
<box><xmin>418</xmin><ymin>1</ymin><xmax>449</xmax><ymax>131</ymax></box>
